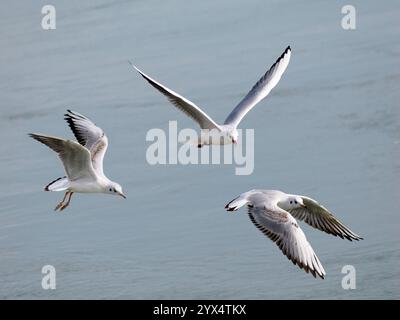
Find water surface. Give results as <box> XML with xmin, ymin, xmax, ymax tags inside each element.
<box><xmin>0</xmin><ymin>0</ymin><xmax>399</xmax><ymax>299</ymax></box>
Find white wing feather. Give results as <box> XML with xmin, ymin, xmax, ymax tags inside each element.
<box><xmin>64</xmin><ymin>110</ymin><xmax>108</xmax><ymax>177</ymax></box>
<box><xmin>224</xmin><ymin>46</ymin><xmax>291</xmax><ymax>127</ymax></box>
<box><xmin>131</xmin><ymin>63</ymin><xmax>221</xmax><ymax>130</ymax></box>
<box><xmin>247</xmin><ymin>205</ymin><xmax>325</xmax><ymax>279</ymax></box>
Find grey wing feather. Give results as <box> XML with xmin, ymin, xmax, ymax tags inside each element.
<box><xmin>248</xmin><ymin>204</ymin><xmax>325</xmax><ymax>279</ymax></box>
<box><xmin>289</xmin><ymin>196</ymin><xmax>363</xmax><ymax>241</ymax></box>
<box><xmin>224</xmin><ymin>46</ymin><xmax>291</xmax><ymax>127</ymax></box>
<box><xmin>131</xmin><ymin>63</ymin><xmax>221</xmax><ymax>130</ymax></box>
<box><xmin>64</xmin><ymin>110</ymin><xmax>108</xmax><ymax>176</ymax></box>
<box><xmin>29</xmin><ymin>133</ymin><xmax>96</xmax><ymax>181</ymax></box>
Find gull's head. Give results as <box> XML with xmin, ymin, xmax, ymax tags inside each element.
<box><xmin>228</xmin><ymin>129</ymin><xmax>239</xmax><ymax>144</ymax></box>
<box><xmin>106</xmin><ymin>182</ymin><xmax>126</xmax><ymax>199</ymax></box>
<box><xmin>283</xmin><ymin>195</ymin><xmax>305</xmax><ymax>210</ymax></box>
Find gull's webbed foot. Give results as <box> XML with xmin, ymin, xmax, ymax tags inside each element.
<box><xmin>54</xmin><ymin>191</ymin><xmax>73</xmax><ymax>212</ymax></box>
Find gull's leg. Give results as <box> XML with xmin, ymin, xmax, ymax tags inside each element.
<box><xmin>54</xmin><ymin>192</ymin><xmax>69</xmax><ymax>211</ymax></box>
<box><xmin>60</xmin><ymin>192</ymin><xmax>74</xmax><ymax>211</ymax></box>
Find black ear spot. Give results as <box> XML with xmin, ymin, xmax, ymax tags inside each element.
<box><xmin>109</xmin><ymin>188</ymin><xmax>112</xmax><ymax>192</ymax></box>
<box><xmin>290</xmin><ymin>201</ymin><xmax>293</xmax><ymax>204</ymax></box>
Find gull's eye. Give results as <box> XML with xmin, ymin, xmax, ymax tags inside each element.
<box><xmin>290</xmin><ymin>201</ymin><xmax>293</xmax><ymax>204</ymax></box>
<box><xmin>114</xmin><ymin>189</ymin><xmax>116</xmax><ymax>192</ymax></box>
<box><xmin>295</xmin><ymin>200</ymin><xmax>298</xmax><ymax>204</ymax></box>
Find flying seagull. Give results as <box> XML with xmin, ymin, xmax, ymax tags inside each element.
<box><xmin>130</xmin><ymin>46</ymin><xmax>291</xmax><ymax>147</ymax></box>
<box><xmin>225</xmin><ymin>190</ymin><xmax>363</xmax><ymax>279</ymax></box>
<box><xmin>29</xmin><ymin>110</ymin><xmax>126</xmax><ymax>211</ymax></box>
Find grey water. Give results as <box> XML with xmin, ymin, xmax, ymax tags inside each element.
<box><xmin>0</xmin><ymin>0</ymin><xmax>399</xmax><ymax>299</ymax></box>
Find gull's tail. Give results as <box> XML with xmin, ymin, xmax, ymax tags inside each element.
<box><xmin>225</xmin><ymin>193</ymin><xmax>249</xmax><ymax>211</ymax></box>
<box><xmin>45</xmin><ymin>176</ymin><xmax>70</xmax><ymax>192</ymax></box>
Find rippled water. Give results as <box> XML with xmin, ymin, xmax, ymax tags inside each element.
<box><xmin>0</xmin><ymin>0</ymin><xmax>399</xmax><ymax>299</ymax></box>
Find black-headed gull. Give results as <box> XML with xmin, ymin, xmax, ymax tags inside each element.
<box><xmin>131</xmin><ymin>46</ymin><xmax>291</xmax><ymax>147</ymax></box>
<box><xmin>29</xmin><ymin>110</ymin><xmax>126</xmax><ymax>211</ymax></box>
<box><xmin>225</xmin><ymin>190</ymin><xmax>363</xmax><ymax>279</ymax></box>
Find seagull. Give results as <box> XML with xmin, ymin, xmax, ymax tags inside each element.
<box><xmin>29</xmin><ymin>110</ymin><xmax>126</xmax><ymax>211</ymax></box>
<box><xmin>225</xmin><ymin>190</ymin><xmax>363</xmax><ymax>279</ymax></box>
<box><xmin>130</xmin><ymin>46</ymin><xmax>291</xmax><ymax>147</ymax></box>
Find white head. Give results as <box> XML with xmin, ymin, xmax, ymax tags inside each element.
<box><xmin>280</xmin><ymin>195</ymin><xmax>306</xmax><ymax>210</ymax></box>
<box><xmin>105</xmin><ymin>181</ymin><xmax>126</xmax><ymax>199</ymax></box>
<box><xmin>228</xmin><ymin>128</ymin><xmax>238</xmax><ymax>144</ymax></box>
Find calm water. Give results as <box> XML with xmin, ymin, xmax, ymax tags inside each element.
<box><xmin>0</xmin><ymin>0</ymin><xmax>399</xmax><ymax>299</ymax></box>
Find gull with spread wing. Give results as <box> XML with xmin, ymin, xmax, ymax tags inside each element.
<box><xmin>131</xmin><ymin>46</ymin><xmax>291</xmax><ymax>147</ymax></box>
<box><xmin>29</xmin><ymin>110</ymin><xmax>126</xmax><ymax>211</ymax></box>
<box><xmin>225</xmin><ymin>190</ymin><xmax>363</xmax><ymax>279</ymax></box>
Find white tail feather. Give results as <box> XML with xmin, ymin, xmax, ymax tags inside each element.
<box><xmin>45</xmin><ymin>176</ymin><xmax>70</xmax><ymax>192</ymax></box>
<box><xmin>225</xmin><ymin>193</ymin><xmax>249</xmax><ymax>211</ymax></box>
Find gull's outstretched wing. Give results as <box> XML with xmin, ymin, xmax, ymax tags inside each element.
<box><xmin>247</xmin><ymin>204</ymin><xmax>326</xmax><ymax>279</ymax></box>
<box><xmin>64</xmin><ymin>110</ymin><xmax>108</xmax><ymax>177</ymax></box>
<box><xmin>224</xmin><ymin>46</ymin><xmax>291</xmax><ymax>127</ymax></box>
<box><xmin>288</xmin><ymin>196</ymin><xmax>363</xmax><ymax>241</ymax></box>
<box><xmin>29</xmin><ymin>133</ymin><xmax>96</xmax><ymax>181</ymax></box>
<box><xmin>131</xmin><ymin>63</ymin><xmax>221</xmax><ymax>130</ymax></box>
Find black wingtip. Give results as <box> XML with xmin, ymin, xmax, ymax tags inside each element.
<box><xmin>64</xmin><ymin>110</ymin><xmax>71</xmax><ymax>119</ymax></box>
<box><xmin>269</xmin><ymin>46</ymin><xmax>292</xmax><ymax>69</ymax></box>
<box><xmin>64</xmin><ymin>109</ymin><xmax>77</xmax><ymax>119</ymax></box>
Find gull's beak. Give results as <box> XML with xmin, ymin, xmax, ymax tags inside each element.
<box><xmin>300</xmin><ymin>203</ymin><xmax>306</xmax><ymax>208</ymax></box>
<box><xmin>118</xmin><ymin>192</ymin><xmax>126</xmax><ymax>199</ymax></box>
<box><xmin>232</xmin><ymin>138</ymin><xmax>237</xmax><ymax>144</ymax></box>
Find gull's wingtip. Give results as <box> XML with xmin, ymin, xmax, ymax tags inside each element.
<box><xmin>129</xmin><ymin>63</ymin><xmax>151</xmax><ymax>81</ymax></box>
<box><xmin>283</xmin><ymin>46</ymin><xmax>291</xmax><ymax>57</ymax></box>
<box><xmin>128</xmin><ymin>60</ymin><xmax>140</xmax><ymax>72</ymax></box>
<box><xmin>273</xmin><ymin>46</ymin><xmax>292</xmax><ymax>65</ymax></box>
<box><xmin>352</xmin><ymin>235</ymin><xmax>364</xmax><ymax>241</ymax></box>
<box><xmin>64</xmin><ymin>109</ymin><xmax>83</xmax><ymax>121</ymax></box>
<box><xmin>28</xmin><ymin>133</ymin><xmax>46</xmax><ymax>143</ymax></box>
<box><xmin>64</xmin><ymin>109</ymin><xmax>74</xmax><ymax>118</ymax></box>
<box><xmin>28</xmin><ymin>133</ymin><xmax>39</xmax><ymax>139</ymax></box>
